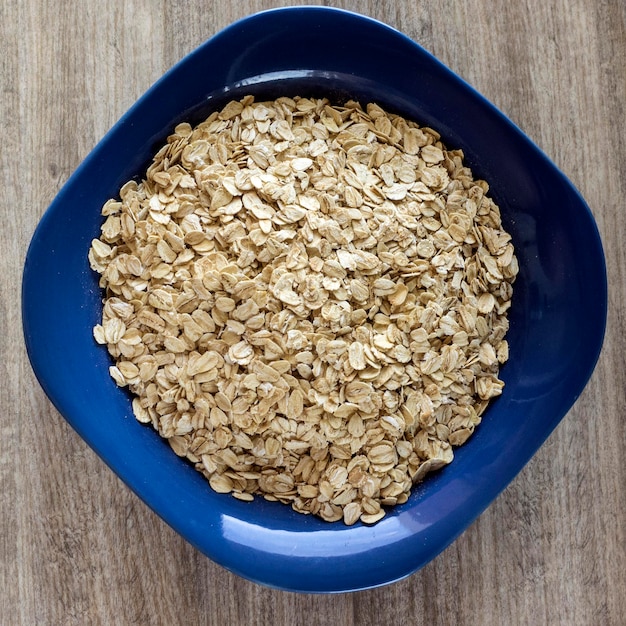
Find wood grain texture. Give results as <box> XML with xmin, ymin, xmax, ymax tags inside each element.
<box><xmin>4</xmin><ymin>1</ymin><xmax>625</xmax><ymax>624</ymax></box>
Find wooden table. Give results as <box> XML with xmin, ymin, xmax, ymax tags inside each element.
<box><xmin>5</xmin><ymin>1</ymin><xmax>625</xmax><ymax>624</ymax></box>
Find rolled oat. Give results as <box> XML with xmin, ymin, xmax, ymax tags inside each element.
<box><xmin>89</xmin><ymin>96</ymin><xmax>518</xmax><ymax>525</ymax></box>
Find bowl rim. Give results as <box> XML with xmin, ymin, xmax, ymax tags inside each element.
<box><xmin>22</xmin><ymin>5</ymin><xmax>608</xmax><ymax>593</ymax></box>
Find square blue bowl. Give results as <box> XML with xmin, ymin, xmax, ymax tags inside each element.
<box><xmin>22</xmin><ymin>7</ymin><xmax>607</xmax><ymax>593</ymax></box>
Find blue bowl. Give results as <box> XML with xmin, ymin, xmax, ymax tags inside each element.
<box><xmin>22</xmin><ymin>7</ymin><xmax>607</xmax><ymax>593</ymax></box>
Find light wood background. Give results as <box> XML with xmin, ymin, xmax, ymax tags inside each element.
<box><xmin>4</xmin><ymin>1</ymin><xmax>625</xmax><ymax>624</ymax></box>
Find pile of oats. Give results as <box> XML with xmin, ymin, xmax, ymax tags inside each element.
<box><xmin>89</xmin><ymin>96</ymin><xmax>518</xmax><ymax>525</ymax></box>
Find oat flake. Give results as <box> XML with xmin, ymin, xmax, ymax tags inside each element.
<box><xmin>89</xmin><ymin>96</ymin><xmax>518</xmax><ymax>525</ymax></box>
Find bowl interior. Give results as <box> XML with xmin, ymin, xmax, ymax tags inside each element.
<box><xmin>22</xmin><ymin>7</ymin><xmax>607</xmax><ymax>593</ymax></box>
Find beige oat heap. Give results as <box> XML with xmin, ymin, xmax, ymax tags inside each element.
<box><xmin>89</xmin><ymin>96</ymin><xmax>518</xmax><ymax>525</ymax></box>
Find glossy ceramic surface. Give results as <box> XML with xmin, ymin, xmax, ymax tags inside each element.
<box><xmin>22</xmin><ymin>7</ymin><xmax>607</xmax><ymax>592</ymax></box>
